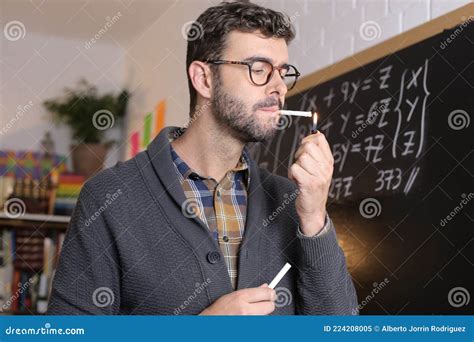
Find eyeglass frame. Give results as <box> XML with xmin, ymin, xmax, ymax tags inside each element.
<box><xmin>204</xmin><ymin>58</ymin><xmax>301</xmax><ymax>90</ymax></box>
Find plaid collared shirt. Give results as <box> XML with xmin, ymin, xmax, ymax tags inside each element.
<box><xmin>169</xmin><ymin>138</ymin><xmax>249</xmax><ymax>289</ymax></box>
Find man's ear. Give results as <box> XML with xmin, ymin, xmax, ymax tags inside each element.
<box><xmin>188</xmin><ymin>61</ymin><xmax>212</xmax><ymax>100</ymax></box>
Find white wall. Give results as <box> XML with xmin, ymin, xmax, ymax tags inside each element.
<box><xmin>255</xmin><ymin>0</ymin><xmax>471</xmax><ymax>78</ymax></box>
<box><xmin>0</xmin><ymin>31</ymin><xmax>126</xmax><ymax>168</ymax></box>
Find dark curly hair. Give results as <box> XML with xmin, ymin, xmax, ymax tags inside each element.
<box><xmin>185</xmin><ymin>1</ymin><xmax>295</xmax><ymax>114</ymax></box>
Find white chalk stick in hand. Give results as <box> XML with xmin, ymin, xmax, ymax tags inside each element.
<box><xmin>268</xmin><ymin>262</ymin><xmax>292</xmax><ymax>289</ymax></box>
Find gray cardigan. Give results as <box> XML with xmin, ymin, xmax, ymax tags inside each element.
<box><xmin>48</xmin><ymin>126</ymin><xmax>358</xmax><ymax>315</ymax></box>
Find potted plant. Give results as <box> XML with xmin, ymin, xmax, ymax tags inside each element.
<box><xmin>44</xmin><ymin>79</ymin><xmax>129</xmax><ymax>178</ymax></box>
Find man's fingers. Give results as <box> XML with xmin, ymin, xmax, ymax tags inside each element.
<box><xmin>299</xmin><ymin>132</ymin><xmax>334</xmax><ymax>164</ymax></box>
<box><xmin>246</xmin><ymin>300</ymin><xmax>276</xmax><ymax>315</ymax></box>
<box><xmin>294</xmin><ymin>140</ymin><xmax>320</xmax><ymax>162</ymax></box>
<box><xmin>313</xmin><ymin>132</ymin><xmax>334</xmax><ymax>163</ymax></box>
<box><xmin>240</xmin><ymin>286</ymin><xmax>276</xmax><ymax>303</ymax></box>
<box><xmin>295</xmin><ymin>150</ymin><xmax>325</xmax><ymax>178</ymax></box>
<box><xmin>289</xmin><ymin>162</ymin><xmax>310</xmax><ymax>184</ymax></box>
<box><xmin>294</xmin><ymin>139</ymin><xmax>331</xmax><ymax>166</ymax></box>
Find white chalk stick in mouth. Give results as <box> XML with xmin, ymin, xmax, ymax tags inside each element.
<box><xmin>279</xmin><ymin>110</ymin><xmax>312</xmax><ymax>117</ymax></box>
<box><xmin>268</xmin><ymin>262</ymin><xmax>292</xmax><ymax>289</ymax></box>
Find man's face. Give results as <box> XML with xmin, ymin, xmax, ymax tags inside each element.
<box><xmin>210</xmin><ymin>30</ymin><xmax>289</xmax><ymax>143</ymax></box>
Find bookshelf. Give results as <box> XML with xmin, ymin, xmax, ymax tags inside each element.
<box><xmin>0</xmin><ymin>213</ymin><xmax>69</xmax><ymax>230</ymax></box>
<box><xmin>0</xmin><ymin>212</ymin><xmax>71</xmax><ymax>230</ymax></box>
<box><xmin>1</xmin><ymin>151</ymin><xmax>83</xmax><ymax>315</ymax></box>
<box><xmin>0</xmin><ymin>213</ymin><xmax>70</xmax><ymax>315</ymax></box>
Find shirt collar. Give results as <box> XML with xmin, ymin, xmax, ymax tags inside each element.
<box><xmin>169</xmin><ymin>128</ymin><xmax>250</xmax><ymax>183</ymax></box>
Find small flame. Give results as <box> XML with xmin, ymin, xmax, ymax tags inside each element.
<box><xmin>313</xmin><ymin>112</ymin><xmax>318</xmax><ymax>126</ymax></box>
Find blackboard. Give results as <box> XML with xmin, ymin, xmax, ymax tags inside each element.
<box><xmin>249</xmin><ymin>11</ymin><xmax>473</xmax><ymax>314</ymax></box>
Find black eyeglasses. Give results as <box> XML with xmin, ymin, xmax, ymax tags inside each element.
<box><xmin>205</xmin><ymin>58</ymin><xmax>301</xmax><ymax>90</ymax></box>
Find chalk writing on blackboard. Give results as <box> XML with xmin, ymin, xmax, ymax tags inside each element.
<box><xmin>250</xmin><ymin>58</ymin><xmax>431</xmax><ymax>201</ymax></box>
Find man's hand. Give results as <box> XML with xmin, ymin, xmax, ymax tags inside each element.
<box><xmin>289</xmin><ymin>131</ymin><xmax>334</xmax><ymax>236</ymax></box>
<box><xmin>199</xmin><ymin>283</ymin><xmax>276</xmax><ymax>315</ymax></box>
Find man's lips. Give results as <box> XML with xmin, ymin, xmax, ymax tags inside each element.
<box><xmin>258</xmin><ymin>106</ymin><xmax>279</xmax><ymax>113</ymax></box>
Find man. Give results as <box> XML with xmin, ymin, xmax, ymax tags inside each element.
<box><xmin>48</xmin><ymin>1</ymin><xmax>358</xmax><ymax>315</ymax></box>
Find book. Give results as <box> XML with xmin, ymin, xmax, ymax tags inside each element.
<box><xmin>0</xmin><ymin>227</ymin><xmax>65</xmax><ymax>314</ymax></box>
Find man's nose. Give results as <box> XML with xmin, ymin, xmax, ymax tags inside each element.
<box><xmin>266</xmin><ymin>70</ymin><xmax>288</xmax><ymax>98</ymax></box>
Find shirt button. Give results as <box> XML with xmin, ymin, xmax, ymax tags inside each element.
<box><xmin>223</xmin><ymin>236</ymin><xmax>229</xmax><ymax>242</ymax></box>
<box><xmin>216</xmin><ymin>189</ymin><xmax>221</xmax><ymax>197</ymax></box>
<box><xmin>207</xmin><ymin>251</ymin><xmax>221</xmax><ymax>264</ymax></box>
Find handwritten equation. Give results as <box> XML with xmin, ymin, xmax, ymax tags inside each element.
<box><xmin>250</xmin><ymin>59</ymin><xmax>430</xmax><ymax>201</ymax></box>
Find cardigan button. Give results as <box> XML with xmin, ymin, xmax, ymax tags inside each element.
<box><xmin>207</xmin><ymin>251</ymin><xmax>221</xmax><ymax>264</ymax></box>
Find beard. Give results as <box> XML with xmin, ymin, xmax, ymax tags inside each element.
<box><xmin>210</xmin><ymin>73</ymin><xmax>282</xmax><ymax>143</ymax></box>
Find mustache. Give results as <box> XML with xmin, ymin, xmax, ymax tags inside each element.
<box><xmin>252</xmin><ymin>97</ymin><xmax>283</xmax><ymax>111</ymax></box>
